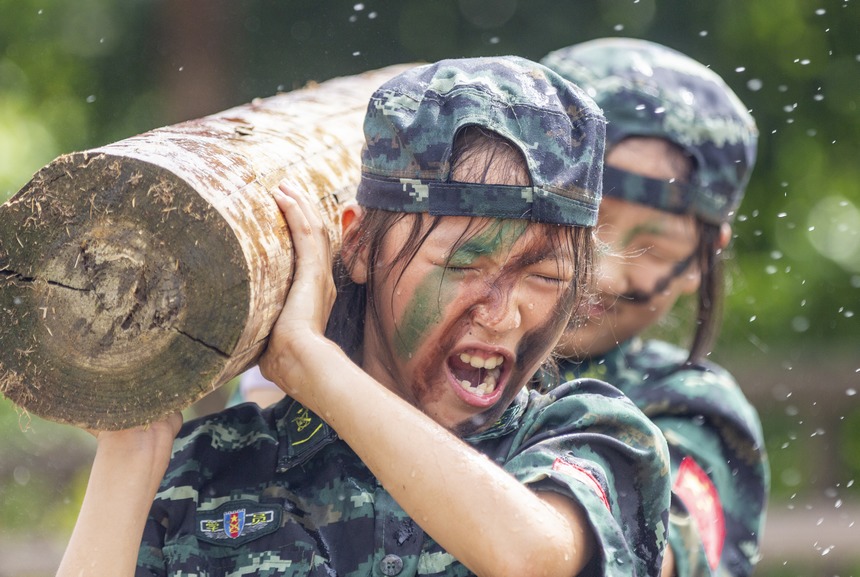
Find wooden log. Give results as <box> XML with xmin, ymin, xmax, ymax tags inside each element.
<box><xmin>0</xmin><ymin>63</ymin><xmax>415</xmax><ymax>430</ymax></box>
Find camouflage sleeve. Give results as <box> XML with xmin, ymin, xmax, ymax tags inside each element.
<box><xmin>500</xmin><ymin>378</ymin><xmax>672</xmax><ymax>577</ymax></box>
<box><xmin>631</xmin><ymin>367</ymin><xmax>769</xmax><ymax>577</ymax></box>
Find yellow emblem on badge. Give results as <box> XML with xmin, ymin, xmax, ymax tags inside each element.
<box><xmin>292</xmin><ymin>407</ymin><xmax>312</xmax><ymax>432</ymax></box>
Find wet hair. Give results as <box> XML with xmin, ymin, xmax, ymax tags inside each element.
<box><xmin>687</xmin><ymin>221</ymin><xmax>724</xmax><ymax>364</ymax></box>
<box><xmin>326</xmin><ymin>126</ymin><xmax>593</xmax><ymax>373</ymax></box>
<box><xmin>655</xmin><ymin>139</ymin><xmax>726</xmax><ymax>365</ymax></box>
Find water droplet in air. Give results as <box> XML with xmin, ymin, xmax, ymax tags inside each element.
<box><xmin>747</xmin><ymin>79</ymin><xmax>763</xmax><ymax>91</ymax></box>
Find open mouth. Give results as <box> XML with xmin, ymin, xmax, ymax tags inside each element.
<box><xmin>447</xmin><ymin>349</ymin><xmax>507</xmax><ymax>405</ymax></box>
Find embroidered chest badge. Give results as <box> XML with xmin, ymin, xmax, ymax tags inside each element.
<box><xmin>197</xmin><ymin>501</ymin><xmax>282</xmax><ymax>547</ymax></box>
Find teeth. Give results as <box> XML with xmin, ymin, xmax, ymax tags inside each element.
<box><xmin>457</xmin><ymin>367</ymin><xmax>500</xmax><ymax>396</ymax></box>
<box><xmin>455</xmin><ymin>352</ymin><xmax>503</xmax><ymax>397</ymax></box>
<box><xmin>459</xmin><ymin>352</ymin><xmax>504</xmax><ymax>369</ymax></box>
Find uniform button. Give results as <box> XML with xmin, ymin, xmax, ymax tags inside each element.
<box><xmin>380</xmin><ymin>554</ymin><xmax>404</xmax><ymax>576</ymax></box>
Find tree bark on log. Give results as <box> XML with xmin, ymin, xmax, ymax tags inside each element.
<box><xmin>0</xmin><ymin>63</ymin><xmax>415</xmax><ymax>430</ymax></box>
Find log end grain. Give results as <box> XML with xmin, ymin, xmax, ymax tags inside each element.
<box><xmin>0</xmin><ymin>152</ymin><xmax>250</xmax><ymax>429</ymax></box>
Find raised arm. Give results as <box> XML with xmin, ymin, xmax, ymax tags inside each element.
<box><xmin>261</xmin><ymin>185</ymin><xmax>596</xmax><ymax>577</ymax></box>
<box><xmin>56</xmin><ymin>413</ymin><xmax>182</xmax><ymax>577</ymax></box>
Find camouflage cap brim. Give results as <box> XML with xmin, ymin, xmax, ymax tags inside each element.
<box><xmin>357</xmin><ymin>175</ymin><xmax>599</xmax><ymax>226</ymax></box>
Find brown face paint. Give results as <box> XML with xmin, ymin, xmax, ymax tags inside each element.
<box><xmin>389</xmin><ymin>220</ymin><xmax>574</xmax><ymax>435</ymax></box>
<box><xmin>453</xmin><ymin>283</ymin><xmax>576</xmax><ymax>437</ymax></box>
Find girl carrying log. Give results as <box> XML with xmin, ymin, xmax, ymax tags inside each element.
<box><xmin>57</xmin><ymin>56</ymin><xmax>670</xmax><ymax>577</ymax></box>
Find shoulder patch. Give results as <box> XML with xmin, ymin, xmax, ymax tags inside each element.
<box><xmin>673</xmin><ymin>456</ymin><xmax>725</xmax><ymax>570</ymax></box>
<box><xmin>197</xmin><ymin>500</ymin><xmax>282</xmax><ymax>548</ymax></box>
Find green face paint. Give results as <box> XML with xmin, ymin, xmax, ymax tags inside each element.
<box><xmin>394</xmin><ymin>221</ymin><xmax>529</xmax><ymax>359</ymax></box>
<box><xmin>621</xmin><ymin>221</ymin><xmax>665</xmax><ymax>248</ymax></box>
<box><xmin>395</xmin><ymin>266</ymin><xmax>449</xmax><ymax>359</ymax></box>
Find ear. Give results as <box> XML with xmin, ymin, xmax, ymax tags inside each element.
<box><xmin>718</xmin><ymin>222</ymin><xmax>732</xmax><ymax>250</ymax></box>
<box><xmin>340</xmin><ymin>203</ymin><xmax>368</xmax><ymax>285</ymax></box>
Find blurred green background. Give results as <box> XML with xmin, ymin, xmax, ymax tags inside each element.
<box><xmin>1</xmin><ymin>0</ymin><xmax>858</xmax><ymax>575</ymax></box>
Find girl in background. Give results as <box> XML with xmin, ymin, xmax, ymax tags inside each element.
<box><xmin>542</xmin><ymin>38</ymin><xmax>769</xmax><ymax>577</ymax></box>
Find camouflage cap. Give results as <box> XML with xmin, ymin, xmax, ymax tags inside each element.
<box><xmin>357</xmin><ymin>56</ymin><xmax>606</xmax><ymax>226</ymax></box>
<box><xmin>542</xmin><ymin>38</ymin><xmax>758</xmax><ymax>224</ymax></box>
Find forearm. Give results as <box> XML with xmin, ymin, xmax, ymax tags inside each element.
<box><xmin>278</xmin><ymin>337</ymin><xmax>589</xmax><ymax>577</ymax></box>
<box><xmin>57</xmin><ymin>418</ymin><xmax>178</xmax><ymax>577</ymax></box>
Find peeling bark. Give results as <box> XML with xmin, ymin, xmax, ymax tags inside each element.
<box><xmin>0</xmin><ymin>63</ymin><xmax>414</xmax><ymax>430</ymax></box>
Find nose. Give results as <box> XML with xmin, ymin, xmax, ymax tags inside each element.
<box><xmin>472</xmin><ymin>280</ymin><xmax>522</xmax><ymax>333</ymax></box>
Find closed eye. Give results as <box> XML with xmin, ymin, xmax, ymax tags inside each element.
<box><xmin>443</xmin><ymin>265</ymin><xmax>475</xmax><ymax>273</ymax></box>
<box><xmin>533</xmin><ymin>274</ymin><xmax>567</xmax><ymax>285</ymax></box>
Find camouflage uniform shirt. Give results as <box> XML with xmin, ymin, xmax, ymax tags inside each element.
<box><xmin>551</xmin><ymin>338</ymin><xmax>769</xmax><ymax>577</ymax></box>
<box><xmin>136</xmin><ymin>379</ymin><xmax>670</xmax><ymax>577</ymax></box>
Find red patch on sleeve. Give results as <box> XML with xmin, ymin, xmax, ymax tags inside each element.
<box><xmin>672</xmin><ymin>456</ymin><xmax>725</xmax><ymax>570</ymax></box>
<box><xmin>552</xmin><ymin>458</ymin><xmax>610</xmax><ymax>511</ymax></box>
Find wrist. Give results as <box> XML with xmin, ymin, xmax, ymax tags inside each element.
<box><xmin>263</xmin><ymin>333</ymin><xmax>348</xmax><ymax>413</ymax></box>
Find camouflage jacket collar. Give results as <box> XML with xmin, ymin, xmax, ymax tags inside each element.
<box><xmin>576</xmin><ymin>337</ymin><xmax>642</xmax><ymax>377</ymax></box>
<box><xmin>269</xmin><ymin>388</ymin><xmax>529</xmax><ymax>470</ymax></box>
<box><xmin>463</xmin><ymin>387</ymin><xmax>528</xmax><ymax>443</ymax></box>
<box><xmin>272</xmin><ymin>398</ymin><xmax>338</xmax><ymax>473</ymax></box>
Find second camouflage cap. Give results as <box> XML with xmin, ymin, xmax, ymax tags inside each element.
<box><xmin>357</xmin><ymin>56</ymin><xmax>606</xmax><ymax>227</ymax></box>
<box><xmin>542</xmin><ymin>38</ymin><xmax>758</xmax><ymax>224</ymax></box>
